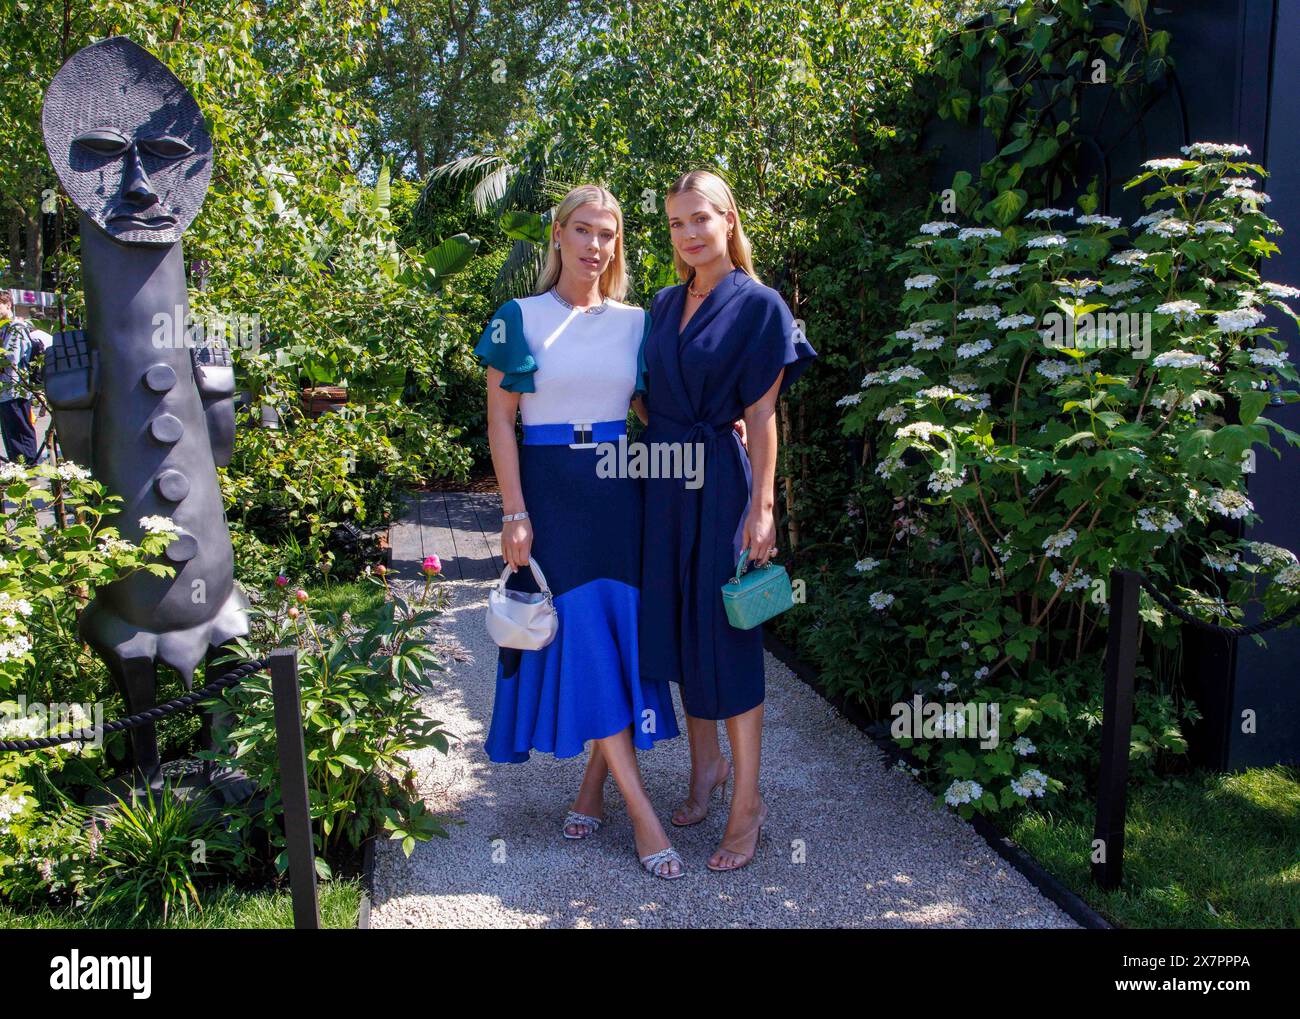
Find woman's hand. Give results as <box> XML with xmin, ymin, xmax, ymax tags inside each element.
<box><xmin>733</xmin><ymin>418</ymin><xmax>747</xmax><ymax>448</ymax></box>
<box><xmin>740</xmin><ymin>506</ymin><xmax>777</xmax><ymax>568</ymax></box>
<box><xmin>502</xmin><ymin>517</ymin><xmax>533</xmax><ymax>570</ymax></box>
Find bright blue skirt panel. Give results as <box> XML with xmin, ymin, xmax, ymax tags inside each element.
<box><xmin>483</xmin><ymin>443</ymin><xmax>680</xmax><ymax>763</ymax></box>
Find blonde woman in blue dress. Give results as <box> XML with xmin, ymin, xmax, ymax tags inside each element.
<box><xmin>474</xmin><ymin>185</ymin><xmax>685</xmax><ymax>879</ymax></box>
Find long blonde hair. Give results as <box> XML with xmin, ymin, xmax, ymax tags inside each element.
<box><xmin>534</xmin><ymin>185</ymin><xmax>629</xmax><ymax>301</ymax></box>
<box><xmin>665</xmin><ymin>170</ymin><xmax>758</xmax><ymax>284</ymax></box>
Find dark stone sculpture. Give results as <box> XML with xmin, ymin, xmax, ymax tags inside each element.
<box><xmin>41</xmin><ymin>36</ymin><xmax>253</xmax><ymax>801</ymax></box>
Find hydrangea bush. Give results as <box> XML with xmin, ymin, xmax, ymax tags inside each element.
<box><xmin>831</xmin><ymin>144</ymin><xmax>1300</xmax><ymax>817</ymax></box>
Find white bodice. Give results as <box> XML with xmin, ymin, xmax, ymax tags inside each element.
<box><xmin>514</xmin><ymin>292</ymin><xmax>645</xmax><ymax>426</ymax></box>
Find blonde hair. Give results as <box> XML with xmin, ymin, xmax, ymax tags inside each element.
<box><xmin>665</xmin><ymin>170</ymin><xmax>758</xmax><ymax>284</ymax></box>
<box><xmin>534</xmin><ymin>185</ymin><xmax>629</xmax><ymax>301</ymax></box>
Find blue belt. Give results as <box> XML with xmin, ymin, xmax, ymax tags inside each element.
<box><xmin>521</xmin><ymin>419</ymin><xmax>627</xmax><ymax>446</ymax></box>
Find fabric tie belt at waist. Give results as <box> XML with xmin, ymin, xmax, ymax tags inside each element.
<box><xmin>651</xmin><ymin>415</ymin><xmax>753</xmax><ymax>716</ymax></box>
<box><xmin>521</xmin><ymin>419</ymin><xmax>627</xmax><ymax>446</ymax></box>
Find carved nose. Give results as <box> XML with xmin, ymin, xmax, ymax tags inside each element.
<box><xmin>121</xmin><ymin>143</ymin><xmax>157</xmax><ymax>206</ymax></box>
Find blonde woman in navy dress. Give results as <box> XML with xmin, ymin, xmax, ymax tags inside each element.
<box><xmin>473</xmin><ymin>185</ymin><xmax>685</xmax><ymax>879</ymax></box>
<box><xmin>639</xmin><ymin>171</ymin><xmax>816</xmax><ymax>871</ymax></box>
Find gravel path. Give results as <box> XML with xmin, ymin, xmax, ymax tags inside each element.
<box><xmin>369</xmin><ymin>502</ymin><xmax>1079</xmax><ymax>928</ymax></box>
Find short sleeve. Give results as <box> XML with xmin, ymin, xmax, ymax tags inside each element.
<box><xmin>737</xmin><ymin>290</ymin><xmax>818</xmax><ymax>408</ymax></box>
<box><xmin>472</xmin><ymin>299</ymin><xmax>536</xmax><ymax>393</ymax></box>
<box><xmin>633</xmin><ymin>309</ymin><xmax>651</xmax><ymax>399</ymax></box>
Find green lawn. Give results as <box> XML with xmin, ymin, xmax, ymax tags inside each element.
<box><xmin>0</xmin><ymin>878</ymin><xmax>364</xmax><ymax>929</ymax></box>
<box><xmin>1003</xmin><ymin>765</ymin><xmax>1300</xmax><ymax>928</ymax></box>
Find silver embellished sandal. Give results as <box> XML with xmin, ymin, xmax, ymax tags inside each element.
<box><xmin>639</xmin><ymin>845</ymin><xmax>686</xmax><ymax>880</ymax></box>
<box><xmin>562</xmin><ymin>810</ymin><xmax>603</xmax><ymax>840</ymax></box>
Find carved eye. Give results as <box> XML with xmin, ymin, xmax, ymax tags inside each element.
<box><xmin>74</xmin><ymin>128</ymin><xmax>130</xmax><ymax>156</ymax></box>
<box><xmin>139</xmin><ymin>135</ymin><xmax>194</xmax><ymax>159</ymax></box>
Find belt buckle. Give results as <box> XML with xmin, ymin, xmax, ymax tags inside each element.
<box><xmin>569</xmin><ymin>419</ymin><xmax>597</xmax><ymax>449</ymax></box>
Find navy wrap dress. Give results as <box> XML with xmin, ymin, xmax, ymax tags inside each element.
<box><xmin>638</xmin><ymin>268</ymin><xmax>817</xmax><ymax>720</ymax></box>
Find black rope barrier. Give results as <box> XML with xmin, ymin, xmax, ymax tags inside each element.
<box><xmin>0</xmin><ymin>656</ymin><xmax>269</xmax><ymax>752</ymax></box>
<box><xmin>1130</xmin><ymin>571</ymin><xmax>1300</xmax><ymax>637</ymax></box>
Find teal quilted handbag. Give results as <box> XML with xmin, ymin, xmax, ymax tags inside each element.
<box><xmin>721</xmin><ymin>548</ymin><xmax>794</xmax><ymax>630</ymax></box>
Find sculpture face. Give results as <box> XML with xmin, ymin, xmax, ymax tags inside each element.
<box><xmin>42</xmin><ymin>36</ymin><xmax>213</xmax><ymax>247</ymax></box>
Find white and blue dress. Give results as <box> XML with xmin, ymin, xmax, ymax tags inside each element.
<box><xmin>473</xmin><ymin>288</ymin><xmax>680</xmax><ymax>763</ymax></box>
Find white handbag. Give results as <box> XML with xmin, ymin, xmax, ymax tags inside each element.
<box><xmin>485</xmin><ymin>556</ymin><xmax>559</xmax><ymax>650</ymax></box>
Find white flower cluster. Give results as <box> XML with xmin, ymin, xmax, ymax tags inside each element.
<box><xmin>1181</xmin><ymin>142</ymin><xmax>1251</xmax><ymax>159</ymax></box>
<box><xmin>877</xmin><ymin>404</ymin><xmax>908</xmax><ymax>424</ymax></box>
<box><xmin>1137</xmin><ymin>507</ymin><xmax>1183</xmax><ymax>533</ymax></box>
<box><xmin>955</xmin><ymin>392</ymin><xmax>991</xmax><ymax>413</ymax></box>
<box><xmin>895</xmin><ymin>421</ymin><xmax>942</xmax><ymax>442</ymax></box>
<box><xmin>1100</xmin><ymin>279</ymin><xmax>1142</xmax><ymax>296</ymax></box>
<box><xmin>1148</xmin><ymin>217</ymin><xmax>1192</xmax><ymax>238</ymax></box>
<box><xmin>1025</xmin><ymin>207</ymin><xmax>1075</xmax><ymax>220</ymax></box>
<box><xmin>1215</xmin><ymin>307</ymin><xmax>1266</xmax><ymax>333</ymax></box>
<box><xmin>1050</xmin><ymin>568</ymin><xmax>1092</xmax><ymax>592</ymax></box>
<box><xmin>944</xmin><ymin>779</ymin><xmax>983</xmax><ymax>806</ymax></box>
<box><xmin>919</xmin><ymin>220</ymin><xmax>958</xmax><ymax>235</ymax></box>
<box><xmin>958</xmin><ymin>304</ymin><xmax>1002</xmax><ymax>322</ymax></box>
<box><xmin>1155</xmin><ymin>299</ymin><xmax>1201</xmax><ymax>323</ymax></box>
<box><xmin>1261</xmin><ymin>282</ymin><xmax>1300</xmax><ymax>300</ymax></box>
<box><xmin>1109</xmin><ymin>249</ymin><xmax>1148</xmax><ymax>268</ymax></box>
<box><xmin>1041</xmin><ymin>528</ymin><xmax>1077</xmax><ymax>557</ymax></box>
<box><xmin>1203</xmin><ymin>551</ymin><xmax>1240</xmax><ymax>573</ymax></box>
<box><xmin>0</xmin><ymin>791</ymin><xmax>32</xmax><ymax>834</ymax></box>
<box><xmin>1152</xmin><ymin>350</ymin><xmax>1209</xmax><ymax>370</ymax></box>
<box><xmin>1143</xmin><ymin>157</ymin><xmax>1187</xmax><ymax>171</ymax></box>
<box><xmin>996</xmin><ymin>313</ymin><xmax>1036</xmax><ymax>330</ymax></box>
<box><xmin>1077</xmin><ymin>214</ymin><xmax>1122</xmax><ymax>229</ymax></box>
<box><xmin>1207</xmin><ymin>488</ymin><xmax>1254</xmax><ymax>519</ymax></box>
<box><xmin>988</xmin><ymin>263</ymin><xmax>1023</xmax><ymax>279</ymax></box>
<box><xmin>905</xmin><ymin>274</ymin><xmax>939</xmax><ymax>290</ymax></box>
<box><xmin>835</xmin><ymin>392</ymin><xmax>863</xmax><ymax>407</ymax></box>
<box><xmin>1194</xmin><ymin>221</ymin><xmax>1234</xmax><ymax>235</ymax></box>
<box><xmin>913</xmin><ymin>333</ymin><xmax>945</xmax><ymax>351</ymax></box>
<box><xmin>1246</xmin><ymin>541</ymin><xmax>1298</xmax><ymax>568</ymax></box>
<box><xmin>958</xmin><ymin>227</ymin><xmax>1002</xmax><ymax>242</ymax></box>
<box><xmin>1012</xmin><ymin>737</ymin><xmax>1037</xmax><ymax>757</ymax></box>
<box><xmin>1054</xmin><ymin>279</ymin><xmax>1099</xmax><ymax>298</ymax></box>
<box><xmin>868</xmin><ymin>591</ymin><xmax>895</xmax><ymax>611</ymax></box>
<box><xmin>1010</xmin><ymin>769</ymin><xmax>1048</xmax><ymax>798</ymax></box>
<box><xmin>854</xmin><ymin>557</ymin><xmax>881</xmax><ymax>573</ymax></box>
<box><xmin>916</xmin><ymin>385</ymin><xmax>957</xmax><ymax>401</ymax></box>
<box><xmin>1025</xmin><ymin>233</ymin><xmax>1068</xmax><ymax>249</ymax></box>
<box><xmin>927</xmin><ymin>467</ymin><xmax>966</xmax><ymax>494</ymax></box>
<box><xmin>0</xmin><ymin>633</ymin><xmax>32</xmax><ymax>664</ymax></box>
<box><xmin>1248</xmin><ymin>347</ymin><xmax>1287</xmax><ymax>370</ymax></box>
<box><xmin>139</xmin><ymin>515</ymin><xmax>179</xmax><ymax>534</ymax></box>
<box><xmin>956</xmin><ymin>338</ymin><xmax>993</xmax><ymax>359</ymax></box>
<box><xmin>947</xmin><ymin>373</ymin><xmax>978</xmax><ymax>392</ymax></box>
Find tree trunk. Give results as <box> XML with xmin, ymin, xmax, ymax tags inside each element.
<box><xmin>22</xmin><ymin>202</ymin><xmax>42</xmax><ymax>289</ymax></box>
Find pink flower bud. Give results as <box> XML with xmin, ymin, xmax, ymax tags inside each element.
<box><xmin>295</xmin><ymin>589</ymin><xmax>308</xmax><ymax>603</ymax></box>
<box><xmin>422</xmin><ymin>555</ymin><xmax>441</xmax><ymax>575</ymax></box>
<box><xmin>288</xmin><ymin>606</ymin><xmax>300</xmax><ymax>619</ymax></box>
<box><xmin>275</xmin><ymin>575</ymin><xmax>289</xmax><ymax>587</ymax></box>
<box><xmin>374</xmin><ymin>563</ymin><xmax>387</xmax><ymax>576</ymax></box>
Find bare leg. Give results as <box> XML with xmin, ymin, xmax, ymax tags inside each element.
<box><xmin>708</xmin><ymin>703</ymin><xmax>767</xmax><ymax>870</ymax></box>
<box><xmin>565</xmin><ymin>741</ymin><xmax>610</xmax><ymax>836</ymax></box>
<box><xmin>597</xmin><ymin>726</ymin><xmax>681</xmax><ymax>877</ymax></box>
<box><xmin>671</xmin><ymin>710</ymin><xmax>729</xmax><ymax>826</ymax></box>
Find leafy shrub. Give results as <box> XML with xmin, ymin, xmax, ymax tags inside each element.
<box><xmin>821</xmin><ymin>146</ymin><xmax>1300</xmax><ymax>816</ymax></box>
<box><xmin>218</xmin><ymin>574</ymin><xmax>454</xmax><ymax>876</ymax></box>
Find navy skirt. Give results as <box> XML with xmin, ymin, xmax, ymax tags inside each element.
<box><xmin>483</xmin><ymin>438</ymin><xmax>680</xmax><ymax>762</ymax></box>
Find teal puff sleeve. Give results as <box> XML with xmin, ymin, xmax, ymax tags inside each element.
<box><xmin>473</xmin><ymin>299</ymin><xmax>536</xmax><ymax>393</ymax></box>
<box><xmin>634</xmin><ymin>309</ymin><xmax>651</xmax><ymax>399</ymax></box>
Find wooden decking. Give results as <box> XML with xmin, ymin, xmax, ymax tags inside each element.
<box><xmin>388</xmin><ymin>488</ymin><xmax>504</xmax><ymax>582</ymax></box>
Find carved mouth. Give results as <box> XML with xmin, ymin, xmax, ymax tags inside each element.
<box><xmin>108</xmin><ymin>213</ymin><xmax>178</xmax><ymax>230</ymax></box>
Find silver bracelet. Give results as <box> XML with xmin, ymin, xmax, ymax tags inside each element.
<box><xmin>502</xmin><ymin>511</ymin><xmax>529</xmax><ymax>522</ymax></box>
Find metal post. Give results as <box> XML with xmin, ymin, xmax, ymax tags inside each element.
<box><xmin>1092</xmin><ymin>569</ymin><xmax>1141</xmax><ymax>890</ymax></box>
<box><xmin>269</xmin><ymin>647</ymin><xmax>320</xmax><ymax>929</ymax></box>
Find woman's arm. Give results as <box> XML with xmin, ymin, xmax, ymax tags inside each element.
<box><xmin>631</xmin><ymin>394</ymin><xmax>649</xmax><ymax>426</ymax></box>
<box><xmin>486</xmin><ymin>366</ymin><xmax>532</xmax><ymax>570</ymax></box>
<box><xmin>740</xmin><ymin>368</ymin><xmax>784</xmax><ymax>567</ymax></box>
